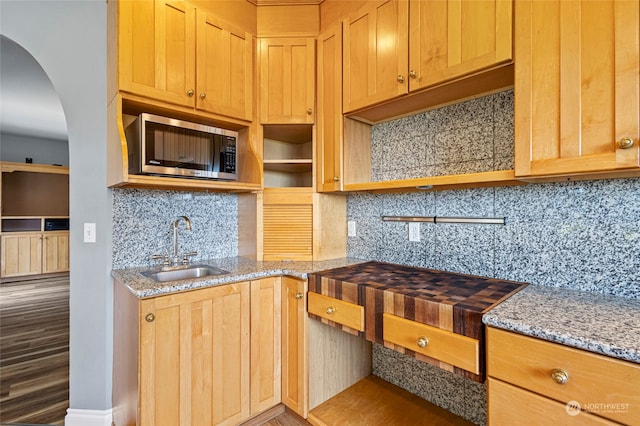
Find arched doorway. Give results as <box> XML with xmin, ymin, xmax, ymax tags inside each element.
<box><xmin>0</xmin><ymin>34</ymin><xmax>70</xmax><ymax>425</ymax></box>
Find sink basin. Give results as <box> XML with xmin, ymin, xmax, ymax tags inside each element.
<box><xmin>142</xmin><ymin>265</ymin><xmax>229</xmax><ymax>282</ymax></box>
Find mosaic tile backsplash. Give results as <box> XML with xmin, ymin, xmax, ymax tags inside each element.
<box><xmin>112</xmin><ymin>188</ymin><xmax>238</xmax><ymax>269</ymax></box>
<box><xmin>352</xmin><ymin>90</ymin><xmax>640</xmax><ymax>425</ymax></box>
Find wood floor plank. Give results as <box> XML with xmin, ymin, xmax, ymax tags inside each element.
<box><xmin>0</xmin><ymin>273</ymin><xmax>69</xmax><ymax>424</ymax></box>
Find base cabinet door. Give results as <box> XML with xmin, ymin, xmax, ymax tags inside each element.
<box><xmin>250</xmin><ymin>277</ymin><xmax>282</xmax><ymax>415</ymax></box>
<box><xmin>42</xmin><ymin>232</ymin><xmax>70</xmax><ymax>274</ymax></box>
<box><xmin>514</xmin><ymin>0</ymin><xmax>640</xmax><ymax>177</ymax></box>
<box><xmin>281</xmin><ymin>276</ymin><xmax>308</xmax><ymax>418</ymax></box>
<box><xmin>139</xmin><ymin>282</ymin><xmax>250</xmax><ymax>426</ymax></box>
<box><xmin>0</xmin><ymin>233</ymin><xmax>43</xmax><ymax>277</ymax></box>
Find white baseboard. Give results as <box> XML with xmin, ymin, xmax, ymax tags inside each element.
<box><xmin>65</xmin><ymin>408</ymin><xmax>113</xmax><ymax>426</ymax></box>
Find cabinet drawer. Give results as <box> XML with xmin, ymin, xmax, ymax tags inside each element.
<box><xmin>488</xmin><ymin>378</ymin><xmax>616</xmax><ymax>426</ymax></box>
<box><xmin>307</xmin><ymin>292</ymin><xmax>364</xmax><ymax>331</ymax></box>
<box><xmin>383</xmin><ymin>313</ymin><xmax>479</xmax><ymax>374</ymax></box>
<box><xmin>487</xmin><ymin>327</ymin><xmax>640</xmax><ymax>424</ymax></box>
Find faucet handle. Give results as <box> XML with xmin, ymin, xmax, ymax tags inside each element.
<box><xmin>152</xmin><ymin>254</ymin><xmax>170</xmax><ymax>267</ymax></box>
<box><xmin>182</xmin><ymin>251</ymin><xmax>198</xmax><ymax>265</ymax></box>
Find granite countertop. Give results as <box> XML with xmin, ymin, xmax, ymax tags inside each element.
<box><xmin>111</xmin><ymin>256</ymin><xmax>366</xmax><ymax>298</ymax></box>
<box><xmin>483</xmin><ymin>285</ymin><xmax>640</xmax><ymax>364</ymax></box>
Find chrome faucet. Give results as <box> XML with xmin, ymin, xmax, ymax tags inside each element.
<box><xmin>172</xmin><ymin>216</ymin><xmax>193</xmax><ymax>266</ymax></box>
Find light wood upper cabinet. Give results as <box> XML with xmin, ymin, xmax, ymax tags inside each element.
<box><xmin>138</xmin><ymin>282</ymin><xmax>250</xmax><ymax>426</ymax></box>
<box><xmin>342</xmin><ymin>0</ymin><xmax>409</xmax><ymax>113</ymax></box>
<box><xmin>250</xmin><ymin>277</ymin><xmax>282</xmax><ymax>415</ymax></box>
<box><xmin>116</xmin><ymin>0</ymin><xmax>254</xmax><ymax>122</ymax></box>
<box><xmin>259</xmin><ymin>38</ymin><xmax>316</xmax><ymax>124</ymax></box>
<box><xmin>514</xmin><ymin>0</ymin><xmax>640</xmax><ymax>178</ymax></box>
<box><xmin>196</xmin><ymin>10</ymin><xmax>254</xmax><ymax>121</ymax></box>
<box><xmin>317</xmin><ymin>24</ymin><xmax>344</xmax><ymax>192</ymax></box>
<box><xmin>281</xmin><ymin>276</ymin><xmax>308</xmax><ymax>418</ymax></box>
<box><xmin>118</xmin><ymin>0</ymin><xmax>196</xmax><ymax>107</ymax></box>
<box><xmin>408</xmin><ymin>0</ymin><xmax>512</xmax><ymax>92</ymax></box>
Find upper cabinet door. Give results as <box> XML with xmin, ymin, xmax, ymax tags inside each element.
<box><xmin>259</xmin><ymin>38</ymin><xmax>316</xmax><ymax>124</ymax></box>
<box><xmin>317</xmin><ymin>24</ymin><xmax>343</xmax><ymax>192</ymax></box>
<box><xmin>196</xmin><ymin>11</ymin><xmax>254</xmax><ymax>122</ymax></box>
<box><xmin>515</xmin><ymin>0</ymin><xmax>640</xmax><ymax>177</ymax></box>
<box><xmin>408</xmin><ymin>0</ymin><xmax>512</xmax><ymax>92</ymax></box>
<box><xmin>343</xmin><ymin>0</ymin><xmax>409</xmax><ymax>114</ymax></box>
<box><xmin>118</xmin><ymin>0</ymin><xmax>196</xmax><ymax>107</ymax></box>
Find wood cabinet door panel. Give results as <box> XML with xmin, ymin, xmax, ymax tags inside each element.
<box><xmin>197</xmin><ymin>11</ymin><xmax>253</xmax><ymax>121</ymax></box>
<box><xmin>139</xmin><ymin>283</ymin><xmax>250</xmax><ymax>426</ymax></box>
<box><xmin>250</xmin><ymin>277</ymin><xmax>282</xmax><ymax>415</ymax></box>
<box><xmin>259</xmin><ymin>38</ymin><xmax>315</xmax><ymax>124</ymax></box>
<box><xmin>118</xmin><ymin>0</ymin><xmax>196</xmax><ymax>107</ymax></box>
<box><xmin>42</xmin><ymin>232</ymin><xmax>69</xmax><ymax>274</ymax></box>
<box><xmin>0</xmin><ymin>234</ymin><xmax>42</xmax><ymax>277</ymax></box>
<box><xmin>515</xmin><ymin>0</ymin><xmax>640</xmax><ymax>177</ymax></box>
<box><xmin>409</xmin><ymin>0</ymin><xmax>512</xmax><ymax>92</ymax></box>
<box><xmin>343</xmin><ymin>0</ymin><xmax>409</xmax><ymax>113</ymax></box>
<box><xmin>317</xmin><ymin>24</ymin><xmax>343</xmax><ymax>192</ymax></box>
<box><xmin>281</xmin><ymin>277</ymin><xmax>308</xmax><ymax>418</ymax></box>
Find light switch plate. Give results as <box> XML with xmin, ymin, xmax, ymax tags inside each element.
<box><xmin>347</xmin><ymin>221</ymin><xmax>356</xmax><ymax>237</ymax></box>
<box><xmin>408</xmin><ymin>222</ymin><xmax>420</xmax><ymax>242</ymax></box>
<box><xmin>84</xmin><ymin>223</ymin><xmax>96</xmax><ymax>243</ymax></box>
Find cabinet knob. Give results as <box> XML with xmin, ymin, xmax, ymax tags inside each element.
<box><xmin>326</xmin><ymin>306</ymin><xmax>336</xmax><ymax>315</ymax></box>
<box><xmin>618</xmin><ymin>137</ymin><xmax>635</xmax><ymax>149</ymax></box>
<box><xmin>397</xmin><ymin>75</ymin><xmax>405</xmax><ymax>83</ymax></box>
<box><xmin>187</xmin><ymin>89</ymin><xmax>194</xmax><ymax>97</ymax></box>
<box><xmin>145</xmin><ymin>313</ymin><xmax>155</xmax><ymax>323</ymax></box>
<box><xmin>295</xmin><ymin>292</ymin><xmax>304</xmax><ymax>299</ymax></box>
<box><xmin>307</xmin><ymin>108</ymin><xmax>313</xmax><ymax>115</ymax></box>
<box><xmin>416</xmin><ymin>336</ymin><xmax>429</xmax><ymax>348</ymax></box>
<box><xmin>551</xmin><ymin>368</ymin><xmax>569</xmax><ymax>385</ymax></box>
<box><xmin>200</xmin><ymin>93</ymin><xmax>206</xmax><ymax>100</ymax></box>
<box><xmin>333</xmin><ymin>177</ymin><xmax>340</xmax><ymax>181</ymax></box>
<box><xmin>409</xmin><ymin>70</ymin><xmax>417</xmax><ymax>79</ymax></box>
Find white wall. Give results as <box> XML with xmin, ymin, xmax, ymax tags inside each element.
<box><xmin>0</xmin><ymin>0</ymin><xmax>112</xmax><ymax>414</ymax></box>
<box><xmin>1</xmin><ymin>133</ymin><xmax>69</xmax><ymax>166</ymax></box>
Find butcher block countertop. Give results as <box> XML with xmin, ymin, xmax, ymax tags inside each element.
<box><xmin>308</xmin><ymin>261</ymin><xmax>529</xmax><ymax>381</ymax></box>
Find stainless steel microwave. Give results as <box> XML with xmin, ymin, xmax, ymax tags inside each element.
<box><xmin>125</xmin><ymin>113</ymin><xmax>237</xmax><ymax>180</ymax></box>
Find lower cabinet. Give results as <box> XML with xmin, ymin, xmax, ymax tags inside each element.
<box><xmin>113</xmin><ymin>276</ymin><xmax>308</xmax><ymax>425</ymax></box>
<box><xmin>281</xmin><ymin>276</ymin><xmax>308</xmax><ymax>417</ymax></box>
<box><xmin>1</xmin><ymin>231</ymin><xmax>69</xmax><ymax>277</ymax></box>
<box><xmin>138</xmin><ymin>281</ymin><xmax>251</xmax><ymax>426</ymax></box>
<box><xmin>486</xmin><ymin>327</ymin><xmax>640</xmax><ymax>425</ymax></box>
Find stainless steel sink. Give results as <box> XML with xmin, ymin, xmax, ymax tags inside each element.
<box><xmin>142</xmin><ymin>265</ymin><xmax>229</xmax><ymax>282</ymax></box>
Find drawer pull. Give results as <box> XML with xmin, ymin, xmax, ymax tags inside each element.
<box><xmin>417</xmin><ymin>336</ymin><xmax>429</xmax><ymax>348</ymax></box>
<box><xmin>551</xmin><ymin>368</ymin><xmax>569</xmax><ymax>385</ymax></box>
<box><xmin>326</xmin><ymin>306</ymin><xmax>336</xmax><ymax>315</ymax></box>
<box><xmin>295</xmin><ymin>292</ymin><xmax>304</xmax><ymax>299</ymax></box>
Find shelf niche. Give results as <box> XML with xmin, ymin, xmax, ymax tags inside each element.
<box><xmin>263</xmin><ymin>124</ymin><xmax>313</xmax><ymax>188</ymax></box>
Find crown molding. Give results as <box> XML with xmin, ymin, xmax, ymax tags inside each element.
<box><xmin>249</xmin><ymin>0</ymin><xmax>323</xmax><ymax>5</ymax></box>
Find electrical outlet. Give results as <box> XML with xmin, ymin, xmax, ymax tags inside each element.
<box><xmin>347</xmin><ymin>221</ymin><xmax>356</xmax><ymax>237</ymax></box>
<box><xmin>84</xmin><ymin>223</ymin><xmax>96</xmax><ymax>243</ymax></box>
<box><xmin>408</xmin><ymin>222</ymin><xmax>420</xmax><ymax>242</ymax></box>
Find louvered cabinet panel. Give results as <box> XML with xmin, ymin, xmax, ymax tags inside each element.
<box><xmin>263</xmin><ymin>204</ymin><xmax>313</xmax><ymax>261</ymax></box>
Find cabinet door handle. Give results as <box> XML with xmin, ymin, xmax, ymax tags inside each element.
<box><xmin>416</xmin><ymin>336</ymin><xmax>429</xmax><ymax>348</ymax></box>
<box><xmin>551</xmin><ymin>368</ymin><xmax>569</xmax><ymax>385</ymax></box>
<box><xmin>200</xmin><ymin>93</ymin><xmax>206</xmax><ymax>100</ymax></box>
<box><xmin>326</xmin><ymin>306</ymin><xmax>336</xmax><ymax>315</ymax></box>
<box><xmin>295</xmin><ymin>292</ymin><xmax>304</xmax><ymax>299</ymax></box>
<box><xmin>397</xmin><ymin>75</ymin><xmax>405</xmax><ymax>83</ymax></box>
<box><xmin>409</xmin><ymin>70</ymin><xmax>417</xmax><ymax>79</ymax></box>
<box><xmin>187</xmin><ymin>89</ymin><xmax>194</xmax><ymax>97</ymax></box>
<box><xmin>618</xmin><ymin>137</ymin><xmax>635</xmax><ymax>149</ymax></box>
<box><xmin>333</xmin><ymin>177</ymin><xmax>340</xmax><ymax>181</ymax></box>
<box><xmin>145</xmin><ymin>313</ymin><xmax>155</xmax><ymax>323</ymax></box>
<box><xmin>307</xmin><ymin>108</ymin><xmax>313</xmax><ymax>115</ymax></box>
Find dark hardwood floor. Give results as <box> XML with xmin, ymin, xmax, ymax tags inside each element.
<box><xmin>0</xmin><ymin>274</ymin><xmax>69</xmax><ymax>425</ymax></box>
